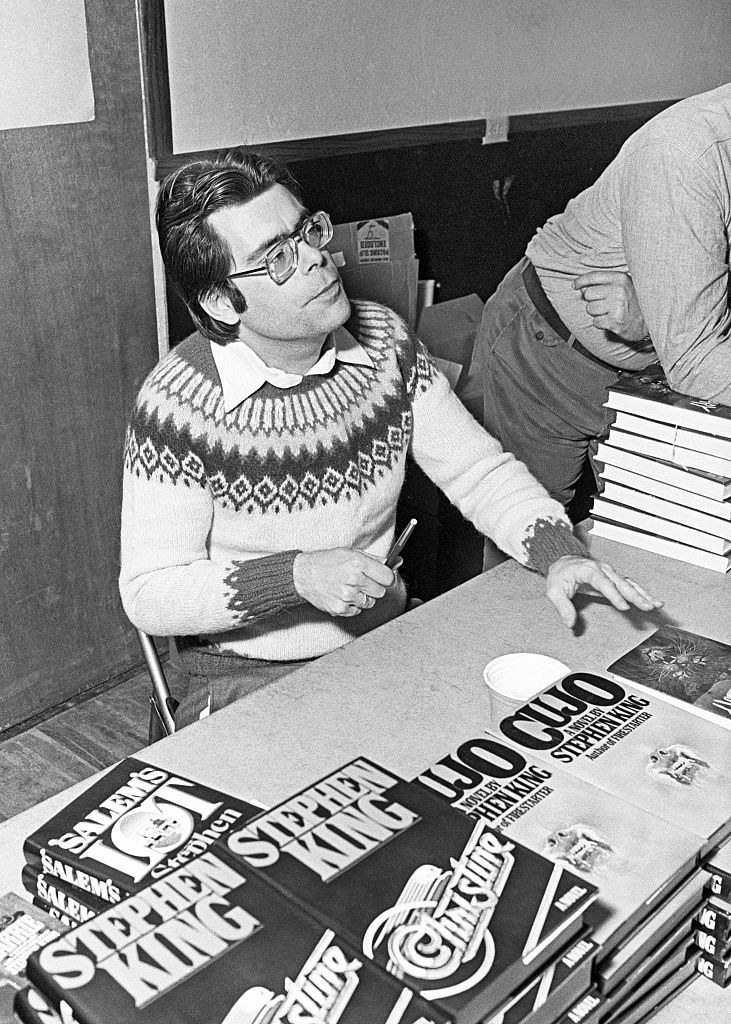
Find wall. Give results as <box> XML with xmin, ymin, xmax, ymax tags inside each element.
<box><xmin>0</xmin><ymin>0</ymin><xmax>159</xmax><ymax>731</ymax></box>
<box><xmin>164</xmin><ymin>0</ymin><xmax>729</xmax><ymax>153</ymax></box>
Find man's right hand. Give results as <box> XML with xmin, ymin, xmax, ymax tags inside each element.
<box><xmin>573</xmin><ymin>270</ymin><xmax>648</xmax><ymax>341</ymax></box>
<box><xmin>292</xmin><ymin>548</ymin><xmax>396</xmax><ymax>617</ymax></box>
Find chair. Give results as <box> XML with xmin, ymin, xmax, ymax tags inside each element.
<box><xmin>134</xmin><ymin>629</ymin><xmax>179</xmax><ymax>740</ymax></box>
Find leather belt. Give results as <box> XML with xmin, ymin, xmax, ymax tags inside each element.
<box><xmin>521</xmin><ymin>261</ymin><xmax>618</xmax><ymax>373</ymax></box>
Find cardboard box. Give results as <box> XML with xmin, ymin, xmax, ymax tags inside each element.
<box><xmin>329</xmin><ymin>213</ymin><xmax>419</xmax><ymax>328</ymax></box>
<box><xmin>417</xmin><ymin>293</ymin><xmax>485</xmax><ymax>421</ymax></box>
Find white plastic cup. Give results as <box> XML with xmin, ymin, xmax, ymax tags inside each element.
<box><xmin>483</xmin><ymin>653</ymin><xmax>570</xmax><ymax>729</ymax></box>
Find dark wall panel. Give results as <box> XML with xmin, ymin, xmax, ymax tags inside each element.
<box><xmin>167</xmin><ymin>118</ymin><xmax>650</xmax><ymax>344</ymax></box>
<box><xmin>0</xmin><ymin>0</ymin><xmax>158</xmax><ymax>730</ymax></box>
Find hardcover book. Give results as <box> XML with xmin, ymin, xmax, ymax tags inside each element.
<box><xmin>623</xmin><ymin>971</ymin><xmax>698</xmax><ymax>1024</ymax></box>
<box><xmin>696</xmin><ymin>946</ymin><xmax>731</xmax><ymax>987</ymax></box>
<box><xmin>29</xmin><ymin>898</ymin><xmax>87</xmax><ymax>933</ymax></box>
<box><xmin>485</xmin><ymin>671</ymin><xmax>731</xmax><ymax>854</ymax></box>
<box><xmin>22</xmin><ymin>758</ymin><xmax>261</xmax><ymax>908</ymax></box>
<box><xmin>595</xmin><ymin>870</ymin><xmax>706</xmax><ymax>994</ymax></box>
<box><xmin>22</xmin><ymin>865</ymin><xmax>107</xmax><ymax>924</ymax></box>
<box><xmin>605</xmin><ymin>367</ymin><xmax>731</xmax><ymax>440</ymax></box>
<box><xmin>597</xmin><ymin>483</ymin><xmax>731</xmax><ymax>544</ymax></box>
<box><xmin>220</xmin><ymin>757</ymin><xmax>597</xmax><ymax>1024</ymax></box>
<box><xmin>694</xmin><ymin>921</ymin><xmax>729</xmax><ymax>960</ymax></box>
<box><xmin>705</xmin><ymin>837</ymin><xmax>731</xmax><ymax>900</ymax></box>
<box><xmin>610</xmin><ymin>410</ymin><xmax>731</xmax><ymax>461</ymax></box>
<box><xmin>605</xmin><ymin>428</ymin><xmax>731</xmax><ymax>479</ymax></box>
<box><xmin>603</xmin><ymin>954</ymin><xmax>699</xmax><ymax>1024</ymax></box>
<box><xmin>607</xmin><ymin>626</ymin><xmax>731</xmax><ymax>731</ymax></box>
<box><xmin>12</xmin><ymin>986</ymin><xmax>64</xmax><ymax>1024</ymax></box>
<box><xmin>591</xmin><ymin>497</ymin><xmax>731</xmax><ymax>555</ymax></box>
<box><xmin>481</xmin><ymin>930</ymin><xmax>597</xmax><ymax>1024</ymax></box>
<box><xmin>552</xmin><ymin>987</ymin><xmax>604</xmax><ymax>1024</ymax></box>
<box><xmin>413</xmin><ymin>733</ymin><xmax>699</xmax><ymax>950</ymax></box>
<box><xmin>0</xmin><ymin>892</ymin><xmax>67</xmax><ymax>1024</ymax></box>
<box><xmin>599</xmin><ymin>934</ymin><xmax>698</xmax><ymax>1022</ymax></box>
<box><xmin>24</xmin><ymin>853</ymin><xmax>450</xmax><ymax>1024</ymax></box>
<box><xmin>603</xmin><ymin>919</ymin><xmax>697</xmax><ymax>1009</ymax></box>
<box><xmin>595</xmin><ymin>442</ymin><xmax>731</xmax><ymax>501</ymax></box>
<box><xmin>598</xmin><ymin>461</ymin><xmax>731</xmax><ymax>520</ymax></box>
<box><xmin>589</xmin><ymin>518</ymin><xmax>731</xmax><ymax>573</ymax></box>
<box><xmin>696</xmin><ymin>896</ymin><xmax>731</xmax><ymax>943</ymax></box>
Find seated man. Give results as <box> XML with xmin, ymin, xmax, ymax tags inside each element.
<box><xmin>119</xmin><ymin>149</ymin><xmax>661</xmax><ymax>727</ymax></box>
<box><xmin>468</xmin><ymin>82</ymin><xmax>731</xmax><ymax>515</ymax></box>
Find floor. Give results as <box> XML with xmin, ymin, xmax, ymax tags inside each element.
<box><xmin>0</xmin><ymin>669</ymin><xmax>151</xmax><ymax>823</ymax></box>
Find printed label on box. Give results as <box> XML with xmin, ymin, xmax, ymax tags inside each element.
<box><xmin>357</xmin><ymin>220</ymin><xmax>391</xmax><ymax>263</ymax></box>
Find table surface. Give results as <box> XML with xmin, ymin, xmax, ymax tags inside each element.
<box><xmin>3</xmin><ymin>526</ymin><xmax>729</xmax><ymax>1021</ymax></box>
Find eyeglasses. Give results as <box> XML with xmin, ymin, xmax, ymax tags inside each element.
<box><xmin>227</xmin><ymin>211</ymin><xmax>333</xmax><ymax>286</ymax></box>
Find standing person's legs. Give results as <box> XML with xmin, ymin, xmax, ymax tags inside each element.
<box><xmin>467</xmin><ymin>259</ymin><xmax>617</xmax><ymax>567</ymax></box>
<box><xmin>472</xmin><ymin>259</ymin><xmax>617</xmax><ymax>504</ymax></box>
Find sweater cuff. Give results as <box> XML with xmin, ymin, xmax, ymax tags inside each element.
<box><xmin>224</xmin><ymin>550</ymin><xmax>304</xmax><ymax>623</ymax></box>
<box><xmin>522</xmin><ymin>518</ymin><xmax>590</xmax><ymax>577</ymax></box>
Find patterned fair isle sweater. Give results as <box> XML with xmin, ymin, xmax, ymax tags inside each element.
<box><xmin>120</xmin><ymin>300</ymin><xmax>587</xmax><ymax>661</ymax></box>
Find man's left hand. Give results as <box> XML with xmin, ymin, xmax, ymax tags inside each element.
<box><xmin>545</xmin><ymin>555</ymin><xmax>663</xmax><ymax>628</ymax></box>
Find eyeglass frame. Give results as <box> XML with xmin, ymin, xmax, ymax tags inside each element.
<box><xmin>226</xmin><ymin>210</ymin><xmax>333</xmax><ymax>286</ymax></box>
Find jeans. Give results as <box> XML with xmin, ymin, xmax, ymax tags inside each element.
<box><xmin>467</xmin><ymin>257</ymin><xmax>619</xmax><ymax>509</ymax></box>
<box><xmin>168</xmin><ymin>645</ymin><xmax>313</xmax><ymax>729</ymax></box>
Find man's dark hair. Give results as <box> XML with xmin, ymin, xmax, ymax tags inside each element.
<box><xmin>156</xmin><ymin>148</ymin><xmax>303</xmax><ymax>344</ymax></box>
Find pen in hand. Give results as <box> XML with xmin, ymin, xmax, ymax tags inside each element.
<box><xmin>385</xmin><ymin>518</ymin><xmax>417</xmax><ymax>569</ymax></box>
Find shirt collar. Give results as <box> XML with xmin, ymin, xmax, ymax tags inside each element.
<box><xmin>210</xmin><ymin>324</ymin><xmax>373</xmax><ymax>414</ymax></box>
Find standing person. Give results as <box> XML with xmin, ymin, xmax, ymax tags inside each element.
<box><xmin>469</xmin><ymin>82</ymin><xmax>731</xmax><ymax>517</ymax></box>
<box><xmin>119</xmin><ymin>149</ymin><xmax>661</xmax><ymax>727</ymax></box>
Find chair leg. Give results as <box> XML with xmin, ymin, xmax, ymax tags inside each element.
<box><xmin>148</xmin><ymin>699</ymin><xmax>167</xmax><ymax>745</ymax></box>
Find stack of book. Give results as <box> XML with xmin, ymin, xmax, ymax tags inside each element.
<box><xmin>589</xmin><ymin>367</ymin><xmax>731</xmax><ymax>573</ymax></box>
<box><xmin>419</xmin><ymin>667</ymin><xmax>731</xmax><ymax>1023</ymax></box>
<box><xmin>17</xmin><ymin>757</ymin><xmax>599</xmax><ymax>1024</ymax></box>
<box><xmin>695</xmin><ymin>838</ymin><xmax>731</xmax><ymax>990</ymax></box>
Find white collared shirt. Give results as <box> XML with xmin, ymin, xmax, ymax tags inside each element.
<box><xmin>210</xmin><ymin>325</ymin><xmax>374</xmax><ymax>414</ymax></box>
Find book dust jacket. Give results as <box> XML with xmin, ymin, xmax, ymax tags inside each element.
<box><xmin>414</xmin><ymin>733</ymin><xmax>699</xmax><ymax>950</ymax></box>
<box><xmin>22</xmin><ymin>758</ymin><xmax>261</xmax><ymax>909</ymax></box>
<box><xmin>486</xmin><ymin>671</ymin><xmax>731</xmax><ymax>854</ymax></box>
<box><xmin>607</xmin><ymin>625</ymin><xmax>731</xmax><ymax>730</ymax></box>
<box><xmin>0</xmin><ymin>892</ymin><xmax>67</xmax><ymax>1024</ymax></box>
<box><xmin>220</xmin><ymin>757</ymin><xmax>595</xmax><ymax>1024</ymax></box>
<box><xmin>24</xmin><ymin>854</ymin><xmax>448</xmax><ymax>1024</ymax></box>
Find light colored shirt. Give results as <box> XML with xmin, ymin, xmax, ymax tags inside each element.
<box><xmin>210</xmin><ymin>325</ymin><xmax>374</xmax><ymax>413</ymax></box>
<box><xmin>527</xmin><ymin>83</ymin><xmax>731</xmax><ymax>402</ymax></box>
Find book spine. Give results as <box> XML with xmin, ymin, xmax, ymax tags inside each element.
<box><xmin>696</xmin><ymin>951</ymin><xmax>731</xmax><ymax>986</ymax></box>
<box><xmin>13</xmin><ymin>986</ymin><xmax>70</xmax><ymax>1024</ymax></box>
<box><xmin>694</xmin><ymin>923</ymin><xmax>730</xmax><ymax>960</ymax></box>
<box><xmin>31</xmin><ymin>889</ymin><xmax>97</xmax><ymax>927</ymax></box>
<box><xmin>22</xmin><ymin>864</ymin><xmax>109</xmax><ymax>917</ymax></box>
<box><xmin>704</xmin><ymin>865</ymin><xmax>731</xmax><ymax>901</ymax></box>
<box><xmin>22</xmin><ymin>843</ymin><xmax>131</xmax><ymax>908</ymax></box>
<box><xmin>695</xmin><ymin>899</ymin><xmax>731</xmax><ymax>941</ymax></box>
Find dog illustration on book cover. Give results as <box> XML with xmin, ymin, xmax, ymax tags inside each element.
<box><xmin>543</xmin><ymin>824</ymin><xmax>616</xmax><ymax>875</ymax></box>
<box><xmin>646</xmin><ymin>744</ymin><xmax>713</xmax><ymax>787</ymax></box>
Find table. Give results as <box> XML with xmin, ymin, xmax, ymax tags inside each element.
<box><xmin>2</xmin><ymin>529</ymin><xmax>729</xmax><ymax>1022</ymax></box>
